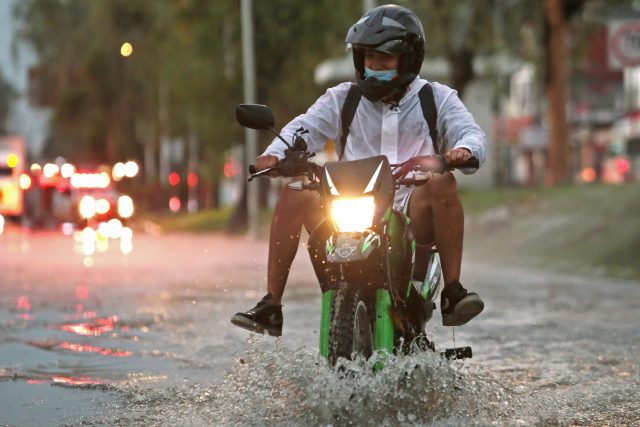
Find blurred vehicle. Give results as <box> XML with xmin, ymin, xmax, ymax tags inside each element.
<box><xmin>52</xmin><ymin>171</ymin><xmax>134</xmax><ymax>234</ymax></box>
<box><xmin>0</xmin><ymin>136</ymin><xmax>27</xmax><ymax>220</ymax></box>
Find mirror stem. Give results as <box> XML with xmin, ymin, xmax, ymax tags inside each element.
<box><xmin>270</xmin><ymin>128</ymin><xmax>292</xmax><ymax>149</ymax></box>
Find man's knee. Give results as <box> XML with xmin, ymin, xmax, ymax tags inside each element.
<box><xmin>278</xmin><ymin>186</ymin><xmax>315</xmax><ymax>209</ymax></box>
<box><xmin>429</xmin><ymin>172</ymin><xmax>458</xmax><ymax>197</ymax></box>
<box><xmin>275</xmin><ymin>186</ymin><xmax>321</xmax><ymax>230</ymax></box>
<box><xmin>410</xmin><ymin>172</ymin><xmax>458</xmax><ymax>213</ymax></box>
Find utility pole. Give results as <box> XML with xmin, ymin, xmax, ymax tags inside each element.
<box><xmin>187</xmin><ymin>115</ymin><xmax>199</xmax><ymax>213</ymax></box>
<box><xmin>241</xmin><ymin>0</ymin><xmax>258</xmax><ymax>238</ymax></box>
<box><xmin>545</xmin><ymin>0</ymin><xmax>570</xmax><ymax>185</ymax></box>
<box><xmin>158</xmin><ymin>80</ymin><xmax>170</xmax><ymax>186</ymax></box>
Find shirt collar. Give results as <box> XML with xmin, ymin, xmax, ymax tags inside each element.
<box><xmin>397</xmin><ymin>76</ymin><xmax>423</xmax><ymax>106</ymax></box>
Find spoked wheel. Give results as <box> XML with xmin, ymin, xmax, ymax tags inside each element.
<box><xmin>328</xmin><ymin>285</ymin><xmax>373</xmax><ymax>366</ymax></box>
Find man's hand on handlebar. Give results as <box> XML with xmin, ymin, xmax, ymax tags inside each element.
<box><xmin>247</xmin><ymin>155</ymin><xmax>279</xmax><ymax>181</ymax></box>
<box><xmin>445</xmin><ymin>148</ymin><xmax>472</xmax><ymax>167</ymax></box>
<box><xmin>392</xmin><ymin>150</ymin><xmax>479</xmax><ymax>181</ymax></box>
<box><xmin>393</xmin><ymin>155</ymin><xmax>449</xmax><ymax>179</ymax></box>
<box><xmin>255</xmin><ymin>154</ymin><xmax>279</xmax><ymax>172</ymax></box>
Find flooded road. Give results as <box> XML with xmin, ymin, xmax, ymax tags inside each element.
<box><xmin>0</xmin><ymin>224</ymin><xmax>638</xmax><ymax>426</ymax></box>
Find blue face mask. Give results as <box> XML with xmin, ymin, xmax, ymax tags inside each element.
<box><xmin>363</xmin><ymin>67</ymin><xmax>398</xmax><ymax>81</ymax></box>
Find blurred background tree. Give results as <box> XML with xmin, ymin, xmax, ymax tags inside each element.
<box><xmin>0</xmin><ymin>71</ymin><xmax>16</xmax><ymax>134</ymax></box>
<box><xmin>14</xmin><ymin>0</ymin><xmax>359</xmax><ymax>210</ymax></box>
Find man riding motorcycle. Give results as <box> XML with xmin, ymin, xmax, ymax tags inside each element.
<box><xmin>231</xmin><ymin>4</ymin><xmax>485</xmax><ymax>337</ymax></box>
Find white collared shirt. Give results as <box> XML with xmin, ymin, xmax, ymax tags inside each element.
<box><xmin>262</xmin><ymin>77</ymin><xmax>487</xmax><ymax>203</ymax></box>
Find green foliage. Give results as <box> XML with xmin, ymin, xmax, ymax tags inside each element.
<box><xmin>14</xmin><ymin>0</ymin><xmax>360</xmax><ymax>180</ymax></box>
<box><xmin>252</xmin><ymin>0</ymin><xmax>359</xmax><ymax>149</ymax></box>
<box><xmin>150</xmin><ymin>206</ymin><xmax>234</xmax><ymax>232</ymax></box>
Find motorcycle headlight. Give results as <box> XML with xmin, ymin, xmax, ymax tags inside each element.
<box><xmin>79</xmin><ymin>196</ymin><xmax>96</xmax><ymax>219</ymax></box>
<box><xmin>331</xmin><ymin>196</ymin><xmax>375</xmax><ymax>232</ymax></box>
<box><xmin>117</xmin><ymin>195</ymin><xmax>134</xmax><ymax>218</ymax></box>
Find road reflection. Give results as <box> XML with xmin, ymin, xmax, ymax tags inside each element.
<box><xmin>16</xmin><ymin>295</ymin><xmax>33</xmax><ymax>320</ymax></box>
<box><xmin>10</xmin><ymin>240</ymin><xmax>139</xmax><ymax>387</ymax></box>
<box><xmin>72</xmin><ymin>221</ymin><xmax>134</xmax><ymax>259</ymax></box>
<box><xmin>58</xmin><ymin>342</ymin><xmax>132</xmax><ymax>357</ymax></box>
<box><xmin>25</xmin><ymin>340</ymin><xmax>132</xmax><ymax>358</ymax></box>
<box><xmin>51</xmin><ymin>376</ymin><xmax>103</xmax><ymax>386</ymax></box>
<box><xmin>60</xmin><ymin>316</ymin><xmax>118</xmax><ymax>336</ymax></box>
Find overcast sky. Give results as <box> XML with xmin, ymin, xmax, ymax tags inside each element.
<box><xmin>0</xmin><ymin>0</ymin><xmax>49</xmax><ymax>155</ymax></box>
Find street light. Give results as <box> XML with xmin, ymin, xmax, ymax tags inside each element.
<box><xmin>120</xmin><ymin>42</ymin><xmax>133</xmax><ymax>57</ymax></box>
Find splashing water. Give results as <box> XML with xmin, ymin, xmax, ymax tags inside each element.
<box><xmin>95</xmin><ymin>336</ymin><xmax>520</xmax><ymax>426</ymax></box>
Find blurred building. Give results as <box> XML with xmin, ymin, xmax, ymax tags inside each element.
<box><xmin>317</xmin><ymin>5</ymin><xmax>640</xmax><ymax>187</ymax></box>
<box><xmin>506</xmin><ymin>7</ymin><xmax>640</xmax><ymax>183</ymax></box>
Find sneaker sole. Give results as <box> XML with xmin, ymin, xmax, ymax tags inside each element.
<box><xmin>230</xmin><ymin>314</ymin><xmax>282</xmax><ymax>337</ymax></box>
<box><xmin>442</xmin><ymin>295</ymin><xmax>484</xmax><ymax>327</ymax></box>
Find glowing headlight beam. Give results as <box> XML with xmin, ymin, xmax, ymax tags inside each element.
<box><xmin>331</xmin><ymin>196</ymin><xmax>375</xmax><ymax>233</ymax></box>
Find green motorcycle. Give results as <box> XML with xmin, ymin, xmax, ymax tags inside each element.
<box><xmin>238</xmin><ymin>104</ymin><xmax>476</xmax><ymax>366</ymax></box>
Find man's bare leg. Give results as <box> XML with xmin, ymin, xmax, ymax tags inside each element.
<box><xmin>407</xmin><ymin>172</ymin><xmax>483</xmax><ymax>326</ymax></box>
<box><xmin>266</xmin><ymin>186</ymin><xmax>321</xmax><ymax>304</ymax></box>
<box><xmin>407</xmin><ymin>172</ymin><xmax>463</xmax><ymax>285</ymax></box>
<box><xmin>231</xmin><ymin>185</ymin><xmax>321</xmax><ymax>335</ymax></box>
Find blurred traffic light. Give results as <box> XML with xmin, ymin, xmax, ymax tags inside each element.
<box><xmin>168</xmin><ymin>172</ymin><xmax>180</xmax><ymax>186</ymax></box>
<box><xmin>223</xmin><ymin>161</ymin><xmax>240</xmax><ymax>178</ymax></box>
<box><xmin>187</xmin><ymin>172</ymin><xmax>198</xmax><ymax>187</ymax></box>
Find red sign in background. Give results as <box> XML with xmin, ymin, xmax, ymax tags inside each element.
<box><xmin>609</xmin><ymin>21</ymin><xmax>640</xmax><ymax>68</ymax></box>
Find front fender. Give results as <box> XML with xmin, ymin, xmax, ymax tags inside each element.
<box><xmin>326</xmin><ymin>231</ymin><xmax>382</xmax><ymax>263</ymax></box>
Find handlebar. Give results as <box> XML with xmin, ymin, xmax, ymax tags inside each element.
<box><xmin>247</xmin><ymin>151</ymin><xmax>317</xmax><ymax>182</ymax></box>
<box><xmin>393</xmin><ymin>155</ymin><xmax>479</xmax><ymax>186</ymax></box>
<box><xmin>248</xmin><ymin>154</ymin><xmax>479</xmax><ymax>185</ymax></box>
<box><xmin>457</xmin><ymin>156</ymin><xmax>479</xmax><ymax>169</ymax></box>
<box><xmin>247</xmin><ymin>164</ymin><xmax>277</xmax><ymax>181</ymax></box>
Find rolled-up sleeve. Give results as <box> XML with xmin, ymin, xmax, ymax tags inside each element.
<box><xmin>437</xmin><ymin>89</ymin><xmax>487</xmax><ymax>174</ymax></box>
<box><xmin>262</xmin><ymin>83</ymin><xmax>348</xmax><ymax>160</ymax></box>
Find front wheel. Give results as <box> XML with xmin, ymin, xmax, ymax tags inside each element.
<box><xmin>328</xmin><ymin>285</ymin><xmax>373</xmax><ymax>366</ymax></box>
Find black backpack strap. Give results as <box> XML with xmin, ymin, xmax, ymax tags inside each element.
<box><xmin>418</xmin><ymin>83</ymin><xmax>440</xmax><ymax>154</ymax></box>
<box><xmin>338</xmin><ymin>84</ymin><xmax>362</xmax><ymax>160</ymax></box>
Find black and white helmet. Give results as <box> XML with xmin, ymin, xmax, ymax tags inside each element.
<box><xmin>345</xmin><ymin>5</ymin><xmax>425</xmax><ymax>101</ymax></box>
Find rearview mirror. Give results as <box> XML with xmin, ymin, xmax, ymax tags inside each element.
<box><xmin>236</xmin><ymin>104</ymin><xmax>275</xmax><ymax>130</ymax></box>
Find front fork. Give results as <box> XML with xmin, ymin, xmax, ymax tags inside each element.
<box><xmin>319</xmin><ymin>288</ymin><xmax>395</xmax><ymax>358</ymax></box>
<box><xmin>318</xmin><ymin>210</ymin><xmax>413</xmax><ymax>359</ymax></box>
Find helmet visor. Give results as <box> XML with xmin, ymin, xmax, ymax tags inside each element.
<box><xmin>374</xmin><ymin>39</ymin><xmax>413</xmax><ymax>55</ymax></box>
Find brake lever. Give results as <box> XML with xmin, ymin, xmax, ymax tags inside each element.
<box><xmin>247</xmin><ymin>166</ymin><xmax>277</xmax><ymax>182</ymax></box>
